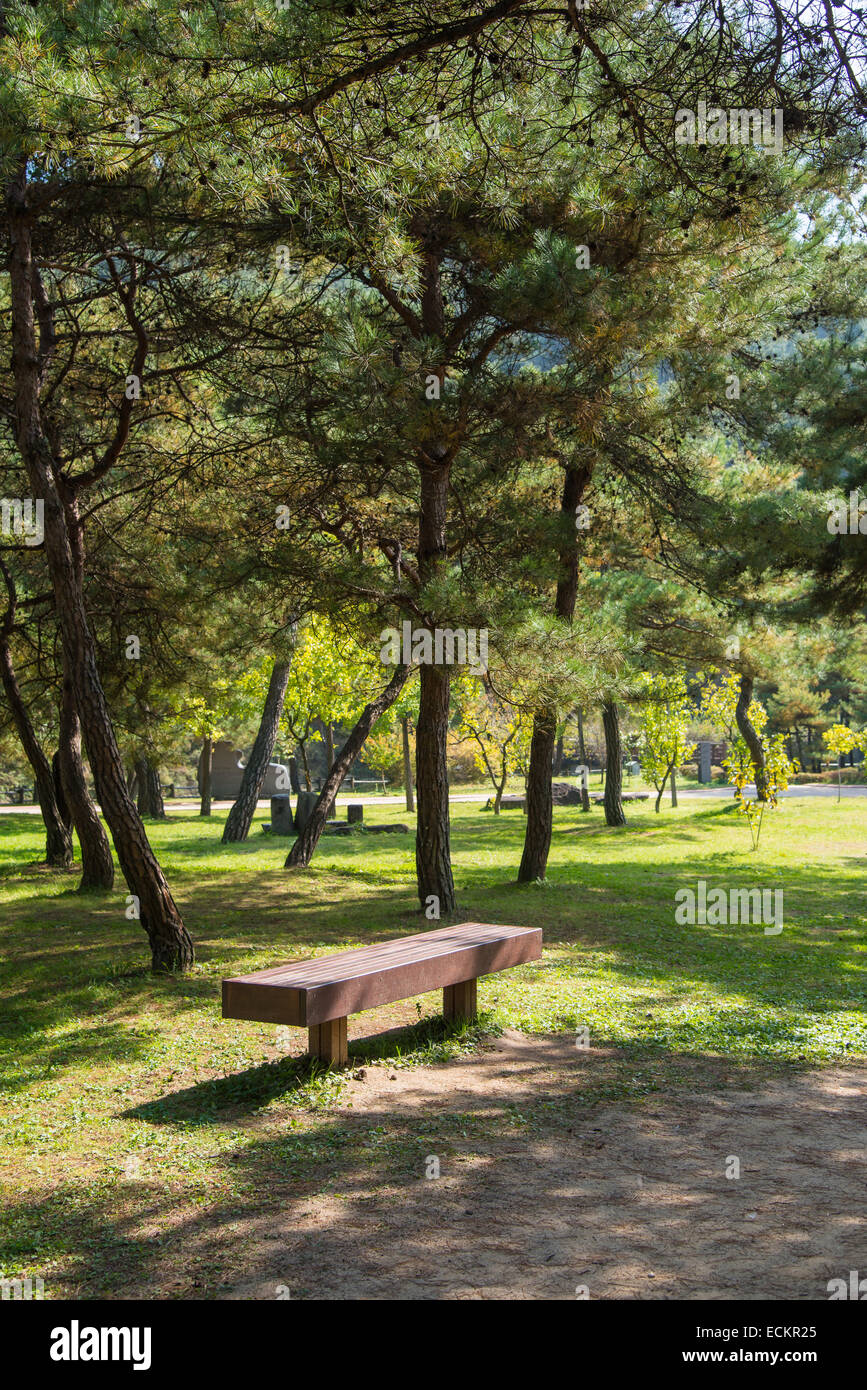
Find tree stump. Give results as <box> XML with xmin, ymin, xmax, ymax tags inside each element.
<box><xmin>347</xmin><ymin>803</ymin><xmax>364</xmax><ymax>824</ymax></box>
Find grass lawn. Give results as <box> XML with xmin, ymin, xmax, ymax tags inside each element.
<box><xmin>1</xmin><ymin>796</ymin><xmax>865</xmax><ymax>1297</ymax></box>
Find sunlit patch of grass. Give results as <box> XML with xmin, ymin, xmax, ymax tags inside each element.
<box><xmin>0</xmin><ymin>795</ymin><xmax>865</xmax><ymax>1294</ymax></box>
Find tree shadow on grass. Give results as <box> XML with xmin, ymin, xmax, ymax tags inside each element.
<box><xmin>2</xmin><ymin>804</ymin><xmax>865</xmax><ymax>1100</ymax></box>
<box><xmin>5</xmin><ymin>1040</ymin><xmax>863</xmax><ymax>1300</ymax></box>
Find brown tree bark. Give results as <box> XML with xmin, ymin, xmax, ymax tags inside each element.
<box><xmin>286</xmin><ymin>665</ymin><xmax>410</xmax><ymax>868</ymax></box>
<box><xmin>52</xmin><ymin>751</ymin><xmax>72</xmax><ymax>833</ymax></box>
<box><xmin>0</xmin><ymin>632</ymin><xmax>72</xmax><ymax>867</ymax></box>
<box><xmin>553</xmin><ymin>731</ymin><xmax>564</xmax><ymax>775</ymax></box>
<box><xmin>415</xmin><ymin>466</ymin><xmax>455</xmax><ymax>914</ymax></box>
<box><xmin>57</xmin><ymin>675</ymin><xmax>114</xmax><ymax>890</ymax></box>
<box><xmin>413</xmin><ymin>246</ymin><xmax>457</xmax><ymax>913</ymax></box>
<box><xmin>322</xmin><ymin>721</ymin><xmax>337</xmax><ymax>817</ymax></box>
<box><xmin>222</xmin><ymin>659</ymin><xmax>292</xmax><ymax>842</ymax></box>
<box><xmin>415</xmin><ymin>654</ymin><xmax>454</xmax><ymax>910</ymax></box>
<box><xmin>199</xmin><ymin>735</ymin><xmax>212</xmax><ymax>816</ymax></box>
<box><xmin>135</xmin><ymin>757</ymin><xmax>151</xmax><ymax>816</ymax></box>
<box><xmin>136</xmin><ymin>758</ymin><xmax>165</xmax><ymax>818</ymax></box>
<box><xmin>519</xmin><ymin>463</ymin><xmax>591</xmax><ymax>882</ymax></box>
<box><xmin>735</xmin><ymin>674</ymin><xmax>768</xmax><ymax>800</ymax></box>
<box><xmin>602</xmin><ymin>700</ymin><xmax>626</xmax><ymax>826</ymax></box>
<box><xmin>6</xmin><ymin>168</ymin><xmax>193</xmax><ymax>971</ymax></box>
<box><xmin>576</xmin><ymin>708</ymin><xmax>591</xmax><ymax>812</ymax></box>
<box><xmin>297</xmin><ymin>736</ymin><xmax>312</xmax><ymax>791</ymax></box>
<box><xmin>402</xmin><ymin>714</ymin><xmax>415</xmax><ymax>813</ymax></box>
<box><xmin>517</xmin><ymin>709</ymin><xmax>557</xmax><ymax>881</ymax></box>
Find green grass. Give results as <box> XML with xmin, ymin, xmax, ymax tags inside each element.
<box><xmin>1</xmin><ymin>795</ymin><xmax>865</xmax><ymax>1296</ymax></box>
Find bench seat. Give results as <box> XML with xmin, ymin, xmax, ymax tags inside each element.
<box><xmin>222</xmin><ymin>922</ymin><xmax>542</xmax><ymax>1065</ymax></box>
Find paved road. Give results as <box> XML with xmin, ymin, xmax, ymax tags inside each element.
<box><xmin>3</xmin><ymin>783</ymin><xmax>866</xmax><ymax>814</ymax></box>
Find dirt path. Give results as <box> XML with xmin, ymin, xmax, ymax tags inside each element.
<box><xmin>220</xmin><ymin>1032</ymin><xmax>867</xmax><ymax>1301</ymax></box>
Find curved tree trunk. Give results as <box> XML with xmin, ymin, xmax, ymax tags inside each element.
<box><xmin>735</xmin><ymin>674</ymin><xmax>768</xmax><ymax>800</ymax></box>
<box><xmin>519</xmin><ymin>462</ymin><xmax>590</xmax><ymax>881</ymax></box>
<box><xmin>322</xmin><ymin>722</ymin><xmax>337</xmax><ymax>817</ymax></box>
<box><xmin>286</xmin><ymin>665</ymin><xmax>410</xmax><ymax>868</ymax></box>
<box><xmin>0</xmin><ymin>633</ymin><xmax>73</xmax><ymax>867</ymax></box>
<box><xmin>7</xmin><ymin>176</ymin><xmax>192</xmax><ymax>971</ymax></box>
<box><xmin>602</xmin><ymin>700</ymin><xmax>626</xmax><ymax>827</ymax></box>
<box><xmin>222</xmin><ymin>659</ymin><xmax>292</xmax><ymax>842</ymax></box>
<box><xmin>402</xmin><ymin>714</ymin><xmax>415</xmax><ymax>813</ymax></box>
<box><xmin>57</xmin><ymin>675</ymin><xmax>114</xmax><ymax>890</ymax></box>
<box><xmin>199</xmin><ymin>735</ymin><xmax>213</xmax><ymax>816</ymax></box>
<box><xmin>297</xmin><ymin>737</ymin><xmax>312</xmax><ymax>791</ymax></box>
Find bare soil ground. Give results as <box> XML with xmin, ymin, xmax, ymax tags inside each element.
<box><xmin>215</xmin><ymin>1031</ymin><xmax>867</xmax><ymax>1301</ymax></box>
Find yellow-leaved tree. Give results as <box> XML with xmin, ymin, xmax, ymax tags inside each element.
<box><xmin>822</xmin><ymin>724</ymin><xmax>867</xmax><ymax>803</ymax></box>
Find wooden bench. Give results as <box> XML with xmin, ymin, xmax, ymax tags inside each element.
<box><xmin>222</xmin><ymin>922</ymin><xmax>542</xmax><ymax>1066</ymax></box>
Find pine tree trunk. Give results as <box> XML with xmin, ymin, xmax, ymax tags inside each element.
<box><xmin>735</xmin><ymin>674</ymin><xmax>768</xmax><ymax>800</ymax></box>
<box><xmin>135</xmin><ymin>757</ymin><xmax>164</xmax><ymax>818</ymax></box>
<box><xmin>517</xmin><ymin>709</ymin><xmax>555</xmax><ymax>882</ymax></box>
<box><xmin>0</xmin><ymin>634</ymin><xmax>73</xmax><ymax>867</ymax></box>
<box><xmin>602</xmin><ymin>700</ymin><xmax>626</xmax><ymax>826</ymax></box>
<box><xmin>7</xmin><ymin>172</ymin><xmax>193</xmax><ymax>971</ymax></box>
<box><xmin>577</xmin><ymin>709</ymin><xmax>591</xmax><ymax>812</ymax></box>
<box><xmin>147</xmin><ymin>762</ymin><xmax>165</xmax><ymax>818</ymax></box>
<box><xmin>136</xmin><ymin>757</ymin><xmax>153</xmax><ymax>817</ymax></box>
<box><xmin>413</xmin><ymin>248</ymin><xmax>456</xmax><ymax>914</ymax></box>
<box><xmin>402</xmin><ymin>714</ymin><xmax>415</xmax><ymax>813</ymax></box>
<box><xmin>200</xmin><ymin>736</ymin><xmax>212</xmax><ymax>816</ymax></box>
<box><xmin>519</xmin><ymin>463</ymin><xmax>590</xmax><ymax>881</ymax></box>
<box><xmin>52</xmin><ymin>751</ymin><xmax>72</xmax><ymax>832</ymax></box>
<box><xmin>297</xmin><ymin>739</ymin><xmax>312</xmax><ymax>791</ymax></box>
<box><xmin>323</xmin><ymin>722</ymin><xmax>337</xmax><ymax>816</ymax></box>
<box><xmin>416</xmin><ymin>659</ymin><xmax>454</xmax><ymax>910</ymax></box>
<box><xmin>286</xmin><ymin>666</ymin><xmax>410</xmax><ymax>868</ymax></box>
<box><xmin>553</xmin><ymin>731</ymin><xmax>564</xmax><ymax>774</ymax></box>
<box><xmin>57</xmin><ymin>675</ymin><xmax>114</xmax><ymax>890</ymax></box>
<box><xmin>222</xmin><ymin>659</ymin><xmax>292</xmax><ymax>842</ymax></box>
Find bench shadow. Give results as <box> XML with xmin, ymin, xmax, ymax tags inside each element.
<box><xmin>123</xmin><ymin>1015</ymin><xmax>479</xmax><ymax>1126</ymax></box>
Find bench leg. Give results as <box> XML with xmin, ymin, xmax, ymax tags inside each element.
<box><xmin>443</xmin><ymin>978</ymin><xmax>477</xmax><ymax>1022</ymax></box>
<box><xmin>308</xmin><ymin>1017</ymin><xmax>348</xmax><ymax>1067</ymax></box>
